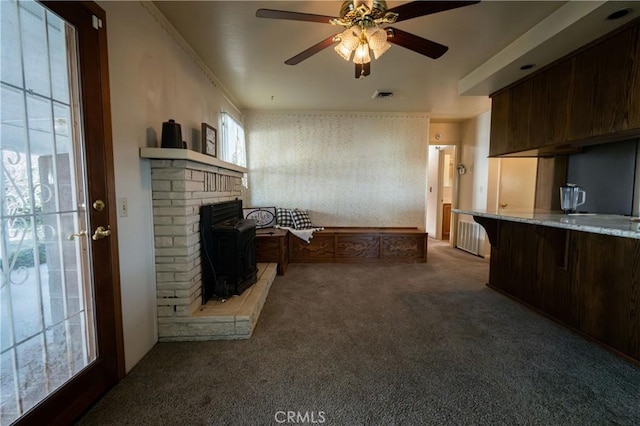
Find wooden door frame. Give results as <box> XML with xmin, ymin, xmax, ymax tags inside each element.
<box><xmin>15</xmin><ymin>2</ymin><xmax>125</xmax><ymax>424</ymax></box>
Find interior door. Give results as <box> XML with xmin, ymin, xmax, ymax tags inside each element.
<box><xmin>0</xmin><ymin>1</ymin><xmax>123</xmax><ymax>424</ymax></box>
<box><xmin>442</xmin><ymin>203</ymin><xmax>452</xmax><ymax>240</ymax></box>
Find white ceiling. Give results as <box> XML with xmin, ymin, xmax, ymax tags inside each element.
<box><xmin>153</xmin><ymin>1</ymin><xmax>639</xmax><ymax>120</ymax></box>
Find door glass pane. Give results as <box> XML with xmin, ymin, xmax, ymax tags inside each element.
<box><xmin>19</xmin><ymin>0</ymin><xmax>51</xmax><ymax>98</ymax></box>
<box><xmin>0</xmin><ymin>1</ymin><xmax>97</xmax><ymax>423</ymax></box>
<box><xmin>0</xmin><ymin>0</ymin><xmax>23</xmax><ymax>88</ymax></box>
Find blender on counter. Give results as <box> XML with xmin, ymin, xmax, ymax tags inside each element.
<box><xmin>560</xmin><ymin>183</ymin><xmax>586</xmax><ymax>214</ymax></box>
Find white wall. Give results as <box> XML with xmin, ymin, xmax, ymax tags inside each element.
<box><xmin>459</xmin><ymin>112</ymin><xmax>491</xmax><ymax>212</ymax></box>
<box><xmin>245</xmin><ymin>112</ymin><xmax>429</xmax><ymax>229</ymax></box>
<box><xmin>457</xmin><ymin>111</ymin><xmax>492</xmax><ymax>256</ymax></box>
<box><xmin>100</xmin><ymin>1</ymin><xmax>241</xmax><ymax>371</ymax></box>
<box><xmin>430</xmin><ymin>122</ymin><xmax>462</xmax><ymax>143</ymax></box>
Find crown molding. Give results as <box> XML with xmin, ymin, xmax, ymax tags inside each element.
<box><xmin>139</xmin><ymin>1</ymin><xmax>242</xmax><ymax>116</ymax></box>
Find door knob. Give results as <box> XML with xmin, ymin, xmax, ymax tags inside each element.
<box><xmin>92</xmin><ymin>225</ymin><xmax>111</xmax><ymax>240</ymax></box>
<box><xmin>92</xmin><ymin>199</ymin><xmax>105</xmax><ymax>211</ymax></box>
<box><xmin>68</xmin><ymin>230</ymin><xmax>87</xmax><ymax>240</ymax></box>
<box><xmin>500</xmin><ymin>203</ymin><xmax>508</xmax><ymax>208</ymax></box>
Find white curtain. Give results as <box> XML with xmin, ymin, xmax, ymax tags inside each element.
<box><xmin>220</xmin><ymin>112</ymin><xmax>246</xmax><ymax>167</ymax></box>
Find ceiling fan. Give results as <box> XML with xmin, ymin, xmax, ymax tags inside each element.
<box><xmin>256</xmin><ymin>0</ymin><xmax>480</xmax><ymax>78</ymax></box>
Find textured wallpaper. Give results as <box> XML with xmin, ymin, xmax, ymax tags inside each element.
<box><xmin>245</xmin><ymin>112</ymin><xmax>429</xmax><ymax>228</ymax></box>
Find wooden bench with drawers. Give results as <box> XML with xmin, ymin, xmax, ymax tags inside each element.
<box><xmin>255</xmin><ymin>228</ymin><xmax>289</xmax><ymax>275</ymax></box>
<box><xmin>288</xmin><ymin>227</ymin><xmax>428</xmax><ymax>263</ymax></box>
<box><xmin>256</xmin><ymin>227</ymin><xmax>428</xmax><ymax>275</ymax></box>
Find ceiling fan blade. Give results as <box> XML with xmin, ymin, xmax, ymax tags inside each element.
<box><xmin>256</xmin><ymin>9</ymin><xmax>337</xmax><ymax>24</ymax></box>
<box><xmin>355</xmin><ymin>62</ymin><xmax>371</xmax><ymax>79</ymax></box>
<box><xmin>284</xmin><ymin>35</ymin><xmax>337</xmax><ymax>65</ymax></box>
<box><xmin>386</xmin><ymin>27</ymin><xmax>448</xmax><ymax>59</ymax></box>
<box><xmin>388</xmin><ymin>1</ymin><xmax>480</xmax><ymax>23</ymax></box>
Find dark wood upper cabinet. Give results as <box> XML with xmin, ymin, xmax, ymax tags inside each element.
<box><xmin>488</xmin><ymin>78</ymin><xmax>535</xmax><ymax>156</ymax></box>
<box><xmin>488</xmin><ymin>89</ymin><xmax>511</xmax><ymax>156</ymax></box>
<box><xmin>530</xmin><ymin>58</ymin><xmax>573</xmax><ymax>147</ymax></box>
<box><xmin>489</xmin><ymin>20</ymin><xmax>640</xmax><ymax>157</ymax></box>
<box><xmin>630</xmin><ymin>25</ymin><xmax>640</xmax><ymax>131</ymax></box>
<box><xmin>508</xmin><ymin>78</ymin><xmax>534</xmax><ymax>152</ymax></box>
<box><xmin>569</xmin><ymin>25</ymin><xmax>640</xmax><ymax>140</ymax></box>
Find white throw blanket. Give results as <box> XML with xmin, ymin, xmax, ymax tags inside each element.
<box><xmin>275</xmin><ymin>226</ymin><xmax>324</xmax><ymax>243</ymax></box>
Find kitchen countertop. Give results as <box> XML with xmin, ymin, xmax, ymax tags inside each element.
<box><xmin>452</xmin><ymin>208</ymin><xmax>640</xmax><ymax>240</ymax></box>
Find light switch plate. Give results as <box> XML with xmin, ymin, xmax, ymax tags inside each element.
<box><xmin>118</xmin><ymin>197</ymin><xmax>128</xmax><ymax>217</ymax></box>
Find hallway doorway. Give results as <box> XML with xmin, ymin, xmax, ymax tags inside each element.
<box><xmin>427</xmin><ymin>144</ymin><xmax>457</xmax><ymax>241</ymax></box>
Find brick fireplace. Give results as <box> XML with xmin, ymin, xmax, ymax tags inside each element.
<box><xmin>141</xmin><ymin>148</ymin><xmax>276</xmax><ymax>341</ymax></box>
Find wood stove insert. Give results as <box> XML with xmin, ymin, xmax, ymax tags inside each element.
<box><xmin>200</xmin><ymin>200</ymin><xmax>257</xmax><ymax>302</ymax></box>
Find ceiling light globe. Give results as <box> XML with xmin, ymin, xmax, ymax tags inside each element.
<box><xmin>372</xmin><ymin>42</ymin><xmax>390</xmax><ymax>59</ymax></box>
<box><xmin>353</xmin><ymin>43</ymin><xmax>371</xmax><ymax>64</ymax></box>
<box><xmin>334</xmin><ymin>42</ymin><xmax>353</xmax><ymax>61</ymax></box>
<box><xmin>341</xmin><ymin>30</ymin><xmax>360</xmax><ymax>51</ymax></box>
<box><xmin>367</xmin><ymin>27</ymin><xmax>388</xmax><ymax>50</ymax></box>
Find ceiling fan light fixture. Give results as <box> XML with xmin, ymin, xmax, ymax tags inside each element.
<box><xmin>334</xmin><ymin>42</ymin><xmax>353</xmax><ymax>61</ymax></box>
<box><xmin>353</xmin><ymin>42</ymin><xmax>371</xmax><ymax>64</ymax></box>
<box><xmin>334</xmin><ymin>27</ymin><xmax>361</xmax><ymax>61</ymax></box>
<box><xmin>366</xmin><ymin>27</ymin><xmax>387</xmax><ymax>49</ymax></box>
<box><xmin>372</xmin><ymin>42</ymin><xmax>390</xmax><ymax>60</ymax></box>
<box><xmin>367</xmin><ymin>27</ymin><xmax>391</xmax><ymax>59</ymax></box>
<box><xmin>257</xmin><ymin>0</ymin><xmax>480</xmax><ymax>78</ymax></box>
<box><xmin>342</xmin><ymin>27</ymin><xmax>361</xmax><ymax>48</ymax></box>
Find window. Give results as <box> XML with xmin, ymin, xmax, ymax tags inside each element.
<box><xmin>220</xmin><ymin>112</ymin><xmax>246</xmax><ymax>168</ymax></box>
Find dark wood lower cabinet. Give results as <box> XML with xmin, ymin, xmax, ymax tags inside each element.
<box><xmin>475</xmin><ymin>216</ymin><xmax>640</xmax><ymax>363</ymax></box>
<box><xmin>537</xmin><ymin>227</ymin><xmax>574</xmax><ymax>326</ymax></box>
<box><xmin>570</xmin><ymin>232</ymin><xmax>640</xmax><ymax>357</ymax></box>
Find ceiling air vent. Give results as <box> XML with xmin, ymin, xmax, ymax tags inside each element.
<box><xmin>372</xmin><ymin>90</ymin><xmax>394</xmax><ymax>99</ymax></box>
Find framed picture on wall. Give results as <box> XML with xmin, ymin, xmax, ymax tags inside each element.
<box><xmin>201</xmin><ymin>123</ymin><xmax>217</xmax><ymax>157</ymax></box>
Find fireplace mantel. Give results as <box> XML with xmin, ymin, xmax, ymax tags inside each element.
<box><xmin>140</xmin><ymin>147</ymin><xmax>248</xmax><ymax>174</ymax></box>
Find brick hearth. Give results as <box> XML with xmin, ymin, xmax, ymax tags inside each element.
<box><xmin>141</xmin><ymin>149</ymin><xmax>276</xmax><ymax>340</ymax></box>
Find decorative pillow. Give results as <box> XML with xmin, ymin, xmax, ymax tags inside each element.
<box><xmin>276</xmin><ymin>207</ymin><xmax>294</xmax><ymax>228</ymax></box>
<box><xmin>291</xmin><ymin>209</ymin><xmax>314</xmax><ymax>230</ymax></box>
<box><xmin>243</xmin><ymin>207</ymin><xmax>276</xmax><ymax>228</ymax></box>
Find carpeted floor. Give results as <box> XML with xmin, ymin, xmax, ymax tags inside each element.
<box><xmin>78</xmin><ymin>240</ymin><xmax>640</xmax><ymax>425</ymax></box>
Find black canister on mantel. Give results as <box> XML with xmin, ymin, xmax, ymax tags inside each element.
<box><xmin>161</xmin><ymin>119</ymin><xmax>184</xmax><ymax>148</ymax></box>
